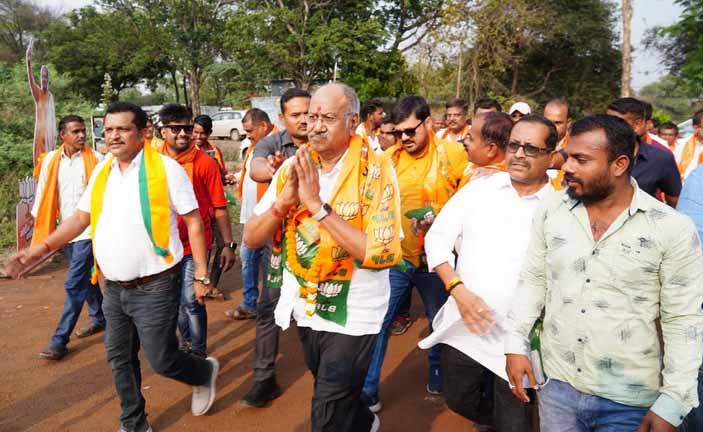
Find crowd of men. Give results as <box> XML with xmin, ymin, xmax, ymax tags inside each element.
<box><xmin>6</xmin><ymin>82</ymin><xmax>703</xmax><ymax>432</ymax></box>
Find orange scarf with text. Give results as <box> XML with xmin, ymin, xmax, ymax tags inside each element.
<box><xmin>31</xmin><ymin>145</ymin><xmax>98</xmax><ymax>245</ymax></box>
<box><xmin>268</xmin><ymin>136</ymin><xmax>401</xmax><ymax>326</ymax></box>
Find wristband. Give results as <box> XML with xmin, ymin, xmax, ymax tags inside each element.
<box><xmin>270</xmin><ymin>203</ymin><xmax>286</xmax><ymax>219</ymax></box>
<box><xmin>446</xmin><ymin>276</ymin><xmax>463</xmax><ymax>294</ymax></box>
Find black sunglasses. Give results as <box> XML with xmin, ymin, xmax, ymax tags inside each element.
<box><xmin>392</xmin><ymin>119</ymin><xmax>425</xmax><ymax>139</ymax></box>
<box><xmin>506</xmin><ymin>141</ymin><xmax>551</xmax><ymax>157</ymax></box>
<box><xmin>163</xmin><ymin>124</ymin><xmax>194</xmax><ymax>134</ymax></box>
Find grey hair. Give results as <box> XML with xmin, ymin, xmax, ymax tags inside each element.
<box><xmin>339</xmin><ymin>83</ymin><xmax>360</xmax><ymax>115</ymax></box>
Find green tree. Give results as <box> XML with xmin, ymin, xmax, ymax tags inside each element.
<box><xmin>0</xmin><ymin>0</ymin><xmax>58</xmax><ymax>62</ymax></box>
<box><xmin>647</xmin><ymin>0</ymin><xmax>703</xmax><ymax>95</ymax></box>
<box><xmin>43</xmin><ymin>6</ymin><xmax>168</xmax><ymax>103</ymax></box>
<box><xmin>638</xmin><ymin>75</ymin><xmax>700</xmax><ymax>123</ymax></box>
<box><xmin>223</xmin><ymin>0</ymin><xmax>417</xmax><ymax>100</ymax></box>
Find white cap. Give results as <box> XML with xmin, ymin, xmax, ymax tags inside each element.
<box><xmin>509</xmin><ymin>102</ymin><xmax>531</xmax><ymax>115</ymax></box>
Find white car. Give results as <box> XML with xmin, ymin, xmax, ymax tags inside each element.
<box><xmin>211</xmin><ymin>109</ymin><xmax>247</xmax><ymax>140</ymax></box>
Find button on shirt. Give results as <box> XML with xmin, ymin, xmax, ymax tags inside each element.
<box><xmin>632</xmin><ymin>139</ymin><xmax>682</xmax><ymax>199</ymax></box>
<box><xmin>254</xmin><ymin>151</ymin><xmax>392</xmax><ymax>336</ymax></box>
<box><xmin>504</xmin><ymin>179</ymin><xmax>703</xmax><ymax>427</ymax></box>
<box><xmin>77</xmin><ymin>150</ymin><xmax>198</xmax><ymax>281</ymax></box>
<box><xmin>31</xmin><ymin>148</ymin><xmax>103</xmax><ymax>243</ymax></box>
<box><xmin>419</xmin><ymin>173</ymin><xmax>554</xmax><ymax>381</ymax></box>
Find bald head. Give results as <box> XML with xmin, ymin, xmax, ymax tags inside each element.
<box><xmin>308</xmin><ymin>83</ymin><xmax>360</xmax><ymax>156</ymax></box>
<box><xmin>544</xmin><ymin>99</ymin><xmax>571</xmax><ymax>140</ymax></box>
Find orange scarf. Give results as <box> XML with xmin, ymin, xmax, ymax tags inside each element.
<box><xmin>458</xmin><ymin>160</ymin><xmax>506</xmax><ymax>188</ymax></box>
<box><xmin>237</xmin><ymin>141</ymin><xmax>268</xmax><ymax>202</ymax></box>
<box><xmin>31</xmin><ymin>145</ymin><xmax>98</xmax><ymax>245</ymax></box>
<box><xmin>441</xmin><ymin>124</ymin><xmax>470</xmax><ymax>141</ymax></box>
<box><xmin>677</xmin><ymin>135</ymin><xmax>703</xmax><ymax>175</ymax></box>
<box><xmin>158</xmin><ymin>141</ymin><xmax>197</xmax><ymax>180</ymax></box>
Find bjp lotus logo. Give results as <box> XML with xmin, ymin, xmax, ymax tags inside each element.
<box><xmin>318</xmin><ymin>281</ymin><xmax>342</xmax><ymax>298</ymax></box>
<box><xmin>270</xmin><ymin>254</ymin><xmax>282</xmax><ymax>270</ymax></box>
<box><xmin>368</xmin><ymin>163</ymin><xmax>381</xmax><ymax>180</ymax></box>
<box><xmin>374</xmin><ymin>225</ymin><xmax>394</xmax><ymax>252</ymax></box>
<box><xmin>332</xmin><ymin>246</ymin><xmax>350</xmax><ymax>261</ymax></box>
<box><xmin>335</xmin><ymin>202</ymin><xmax>360</xmax><ymax>220</ymax></box>
<box><xmin>380</xmin><ymin>184</ymin><xmax>394</xmax><ymax>211</ymax></box>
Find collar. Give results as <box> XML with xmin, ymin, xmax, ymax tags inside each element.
<box><xmin>562</xmin><ymin>177</ymin><xmax>651</xmax><ymax>216</ymax></box>
<box><xmin>496</xmin><ymin>172</ymin><xmax>554</xmax><ymax>200</ymax></box>
<box><xmin>61</xmin><ymin>145</ymin><xmax>83</xmax><ymax>160</ymax></box>
<box><xmin>110</xmin><ymin>149</ymin><xmax>143</xmax><ymax>170</ymax></box>
<box><xmin>279</xmin><ymin>130</ymin><xmax>295</xmax><ymax>147</ymax></box>
<box><xmin>320</xmin><ymin>149</ymin><xmax>348</xmax><ymax>177</ymax></box>
<box><xmin>636</xmin><ymin>137</ymin><xmax>652</xmax><ymax>161</ymax></box>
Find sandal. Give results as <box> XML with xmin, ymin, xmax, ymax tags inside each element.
<box><xmin>225</xmin><ymin>306</ymin><xmax>257</xmax><ymax>320</ymax></box>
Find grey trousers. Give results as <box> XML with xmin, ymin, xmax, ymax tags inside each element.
<box><xmin>252</xmin><ymin>243</ymin><xmax>279</xmax><ymax>382</ymax></box>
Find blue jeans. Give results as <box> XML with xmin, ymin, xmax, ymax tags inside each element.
<box><xmin>539</xmin><ymin>379</ymin><xmax>649</xmax><ymax>431</ymax></box>
<box><xmin>177</xmin><ymin>255</ymin><xmax>208</xmax><ymax>354</ymax></box>
<box><xmin>103</xmin><ymin>267</ymin><xmax>213</xmax><ymax>432</ymax></box>
<box><xmin>680</xmin><ymin>366</ymin><xmax>703</xmax><ymax>431</ymax></box>
<box><xmin>50</xmin><ymin>239</ymin><xmax>105</xmax><ymax>349</ymax></box>
<box><xmin>240</xmin><ymin>242</ymin><xmax>269</xmax><ymax>309</ymax></box>
<box><xmin>362</xmin><ymin>260</ymin><xmax>448</xmax><ymax>398</ymax></box>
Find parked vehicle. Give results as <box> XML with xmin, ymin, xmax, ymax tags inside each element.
<box><xmin>211</xmin><ymin>109</ymin><xmax>247</xmax><ymax>140</ymax></box>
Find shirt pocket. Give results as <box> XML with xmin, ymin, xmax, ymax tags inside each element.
<box><xmin>599</xmin><ymin>238</ymin><xmax>662</xmax><ymax>317</ymax></box>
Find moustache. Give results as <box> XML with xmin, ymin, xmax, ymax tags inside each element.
<box><xmin>509</xmin><ymin>158</ymin><xmax>530</xmax><ymax>168</ymax></box>
<box><xmin>564</xmin><ymin>174</ymin><xmax>583</xmax><ymax>185</ymax></box>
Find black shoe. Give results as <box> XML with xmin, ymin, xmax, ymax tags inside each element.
<box><xmin>39</xmin><ymin>345</ymin><xmax>67</xmax><ymax>360</ymax></box>
<box><xmin>240</xmin><ymin>377</ymin><xmax>282</xmax><ymax>407</ymax></box>
<box><xmin>76</xmin><ymin>324</ymin><xmax>105</xmax><ymax>338</ymax></box>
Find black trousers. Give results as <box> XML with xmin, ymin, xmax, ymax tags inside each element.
<box><xmin>297</xmin><ymin>327</ymin><xmax>377</xmax><ymax>432</ymax></box>
<box><xmin>442</xmin><ymin>344</ymin><xmax>535</xmax><ymax>432</ymax></box>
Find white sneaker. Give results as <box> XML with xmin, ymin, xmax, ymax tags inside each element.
<box><xmin>370</xmin><ymin>413</ymin><xmax>380</xmax><ymax>432</ymax></box>
<box><xmin>368</xmin><ymin>399</ymin><xmax>382</xmax><ymax>413</ymax></box>
<box><xmin>191</xmin><ymin>357</ymin><xmax>219</xmax><ymax>416</ymax></box>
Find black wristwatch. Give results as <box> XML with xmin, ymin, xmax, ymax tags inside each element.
<box><xmin>225</xmin><ymin>242</ymin><xmax>237</xmax><ymax>250</ymax></box>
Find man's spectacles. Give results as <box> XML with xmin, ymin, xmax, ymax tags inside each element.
<box><xmin>392</xmin><ymin>119</ymin><xmax>425</xmax><ymax>139</ymax></box>
<box><xmin>506</xmin><ymin>141</ymin><xmax>551</xmax><ymax>157</ymax></box>
<box><xmin>163</xmin><ymin>124</ymin><xmax>193</xmax><ymax>134</ymax></box>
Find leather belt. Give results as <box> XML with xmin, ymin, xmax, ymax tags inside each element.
<box><xmin>111</xmin><ymin>264</ymin><xmax>181</xmax><ymax>289</ymax></box>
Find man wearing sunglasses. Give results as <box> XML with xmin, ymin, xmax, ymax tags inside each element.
<box><xmin>360</xmin><ymin>96</ymin><xmax>468</xmax><ymax>413</ymax></box>
<box><xmin>420</xmin><ymin>115</ymin><xmax>557</xmax><ymax>431</ymax></box>
<box><xmin>158</xmin><ymin>104</ymin><xmax>236</xmax><ymax>357</ymax></box>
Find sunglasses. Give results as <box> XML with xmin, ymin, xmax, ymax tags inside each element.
<box><xmin>392</xmin><ymin>119</ymin><xmax>425</xmax><ymax>139</ymax></box>
<box><xmin>506</xmin><ymin>142</ymin><xmax>551</xmax><ymax>157</ymax></box>
<box><xmin>163</xmin><ymin>124</ymin><xmax>194</xmax><ymax>134</ymax></box>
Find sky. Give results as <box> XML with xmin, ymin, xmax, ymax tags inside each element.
<box><xmin>36</xmin><ymin>0</ymin><xmax>683</xmax><ymax>92</ymax></box>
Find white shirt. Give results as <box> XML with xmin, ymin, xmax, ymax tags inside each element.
<box><xmin>674</xmin><ymin>134</ymin><xmax>703</xmax><ymax>179</ymax></box>
<box><xmin>240</xmin><ymin>131</ymin><xmax>275</xmax><ymax>223</ymax></box>
<box><xmin>254</xmin><ymin>151</ymin><xmax>391</xmax><ymax>336</ymax></box>
<box><xmin>77</xmin><ymin>150</ymin><xmax>198</xmax><ymax>281</ymax></box>
<box><xmin>418</xmin><ymin>173</ymin><xmax>554</xmax><ymax>381</ymax></box>
<box><xmin>31</xmin><ymin>147</ymin><xmax>103</xmax><ymax>243</ymax></box>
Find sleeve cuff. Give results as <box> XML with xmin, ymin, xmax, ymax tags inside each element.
<box><xmin>426</xmin><ymin>250</ymin><xmax>455</xmax><ymax>273</ymax></box>
<box><xmin>504</xmin><ymin>335</ymin><xmax>530</xmax><ymax>356</ymax></box>
<box><xmin>650</xmin><ymin>393</ymin><xmax>690</xmax><ymax>427</ymax></box>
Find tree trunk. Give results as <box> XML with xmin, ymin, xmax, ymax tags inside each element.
<box><xmin>189</xmin><ymin>72</ymin><xmax>201</xmax><ymax>116</ymax></box>
<box><xmin>183</xmin><ymin>75</ymin><xmax>189</xmax><ymax>108</ymax></box>
<box><xmin>171</xmin><ymin>70</ymin><xmax>180</xmax><ymax>104</ymax></box>
<box><xmin>621</xmin><ymin>0</ymin><xmax>632</xmax><ymax>97</ymax></box>
<box><xmin>456</xmin><ymin>50</ymin><xmax>462</xmax><ymax>99</ymax></box>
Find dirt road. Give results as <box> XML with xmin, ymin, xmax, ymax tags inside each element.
<box><xmin>0</xmin><ymin>259</ymin><xmax>476</xmax><ymax>431</ymax></box>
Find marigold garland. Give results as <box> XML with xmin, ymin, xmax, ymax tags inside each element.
<box><xmin>285</xmin><ymin>214</ymin><xmax>324</xmax><ymax>316</ymax></box>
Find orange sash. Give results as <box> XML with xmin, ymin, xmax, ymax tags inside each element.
<box><xmin>158</xmin><ymin>141</ymin><xmax>197</xmax><ymax>180</ymax></box>
<box><xmin>458</xmin><ymin>160</ymin><xmax>506</xmax><ymax>188</ymax></box>
<box><xmin>440</xmin><ymin>124</ymin><xmax>470</xmax><ymax>141</ymax></box>
<box><xmin>237</xmin><ymin>142</ymin><xmax>268</xmax><ymax>202</ymax></box>
<box><xmin>31</xmin><ymin>145</ymin><xmax>98</xmax><ymax>245</ymax></box>
<box><xmin>677</xmin><ymin>135</ymin><xmax>703</xmax><ymax>175</ymax></box>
